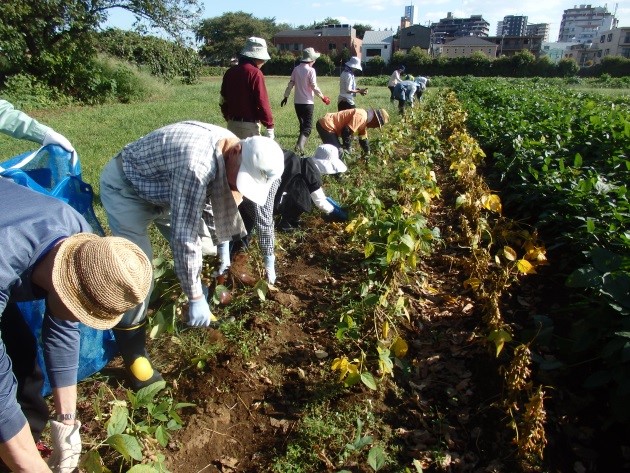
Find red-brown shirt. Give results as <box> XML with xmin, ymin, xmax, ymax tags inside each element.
<box><xmin>220</xmin><ymin>62</ymin><xmax>274</xmax><ymax>129</ymax></box>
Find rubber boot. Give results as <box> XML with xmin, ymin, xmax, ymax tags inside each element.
<box><xmin>294</xmin><ymin>134</ymin><xmax>308</xmax><ymax>155</ymax></box>
<box><xmin>112</xmin><ymin>322</ymin><xmax>163</xmax><ymax>390</ymax></box>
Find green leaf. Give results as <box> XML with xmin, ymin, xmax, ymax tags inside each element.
<box><xmin>254</xmin><ymin>280</ymin><xmax>268</xmax><ymax>301</ymax></box>
<box><xmin>566</xmin><ymin>265</ymin><xmax>601</xmax><ymax>288</ymax></box>
<box><xmin>367</xmin><ymin>446</ymin><xmax>387</xmax><ymax>471</ymax></box>
<box><xmin>360</xmin><ymin>371</ymin><xmax>377</xmax><ymax>390</ymax></box>
<box><xmin>591</xmin><ymin>247</ymin><xmax>623</xmax><ymax>273</ymax></box>
<box><xmin>354</xmin><ymin>435</ymin><xmax>373</xmax><ymax>449</ymax></box>
<box><xmin>80</xmin><ymin>450</ymin><xmax>105</xmax><ymax>473</ymax></box>
<box><xmin>106</xmin><ymin>405</ymin><xmax>128</xmax><ymax>437</ymax></box>
<box><xmin>106</xmin><ymin>433</ymin><xmax>143</xmax><ymax>462</ymax></box>
<box><xmin>127</xmin><ymin>465</ymin><xmax>160</xmax><ymax>472</ymax></box>
<box><xmin>155</xmin><ymin>424</ymin><xmax>169</xmax><ymax>447</ymax></box>
<box><xmin>135</xmin><ymin>380</ymin><xmax>166</xmax><ymax>406</ymax></box>
<box><xmin>487</xmin><ymin>329</ymin><xmax>512</xmax><ymax>357</ymax></box>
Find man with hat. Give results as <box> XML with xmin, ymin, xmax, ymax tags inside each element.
<box><xmin>337</xmin><ymin>56</ymin><xmax>368</xmax><ymax>111</ymax></box>
<box><xmin>100</xmin><ymin>122</ymin><xmax>284</xmax><ymax>390</ymax></box>
<box><xmin>316</xmin><ymin>108</ymin><xmax>389</xmax><ymax>157</ymax></box>
<box><xmin>280</xmin><ymin>48</ymin><xmax>331</xmax><ymax>155</ymax></box>
<box><xmin>393</xmin><ymin>78</ymin><xmax>419</xmax><ymax>115</ymax></box>
<box><xmin>0</xmin><ymin>178</ymin><xmax>152</xmax><ymax>472</ymax></box>
<box><xmin>220</xmin><ymin>37</ymin><xmax>275</xmax><ymax>140</ymax></box>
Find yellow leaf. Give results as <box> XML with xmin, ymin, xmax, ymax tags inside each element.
<box><xmin>463</xmin><ymin>277</ymin><xmax>481</xmax><ymax>290</ymax></box>
<box><xmin>392</xmin><ymin>337</ymin><xmax>409</xmax><ymax>358</ymax></box>
<box><xmin>481</xmin><ymin>194</ymin><xmax>502</xmax><ymax>213</ymax></box>
<box><xmin>503</xmin><ymin>246</ymin><xmax>517</xmax><ymax>261</ymax></box>
<box><xmin>488</xmin><ymin>329</ymin><xmax>513</xmax><ymax>357</ymax></box>
<box><xmin>516</xmin><ymin>259</ymin><xmax>537</xmax><ymax>274</ymax></box>
<box><xmin>383</xmin><ymin>321</ymin><xmax>389</xmax><ymax>339</ymax></box>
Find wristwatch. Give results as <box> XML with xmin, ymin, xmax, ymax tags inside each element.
<box><xmin>56</xmin><ymin>412</ymin><xmax>77</xmax><ymax>422</ymax></box>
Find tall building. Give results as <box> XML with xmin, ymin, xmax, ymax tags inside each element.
<box><xmin>430</xmin><ymin>13</ymin><xmax>490</xmax><ymax>44</ymax></box>
<box><xmin>500</xmin><ymin>15</ymin><xmax>528</xmax><ymax>36</ymax></box>
<box><xmin>558</xmin><ymin>4</ymin><xmax>618</xmax><ymax>43</ymax></box>
<box><xmin>527</xmin><ymin>23</ymin><xmax>550</xmax><ymax>42</ymax></box>
<box><xmin>404</xmin><ymin>5</ymin><xmax>416</xmax><ymax>25</ymax></box>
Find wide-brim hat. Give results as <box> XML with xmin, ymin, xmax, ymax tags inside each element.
<box><xmin>52</xmin><ymin>233</ymin><xmax>152</xmax><ymax>330</ymax></box>
<box><xmin>345</xmin><ymin>57</ymin><xmax>362</xmax><ymax>71</ymax></box>
<box><xmin>237</xmin><ymin>136</ymin><xmax>285</xmax><ymax>206</ymax></box>
<box><xmin>301</xmin><ymin>47</ymin><xmax>320</xmax><ymax>62</ymax></box>
<box><xmin>240</xmin><ymin>36</ymin><xmax>271</xmax><ymax>61</ymax></box>
<box><xmin>373</xmin><ymin>108</ymin><xmax>389</xmax><ymax>128</ymax></box>
<box><xmin>313</xmin><ymin>144</ymin><xmax>347</xmax><ymax>175</ymax></box>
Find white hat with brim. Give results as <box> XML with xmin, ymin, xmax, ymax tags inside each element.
<box><xmin>52</xmin><ymin>233</ymin><xmax>152</xmax><ymax>330</ymax></box>
<box><xmin>313</xmin><ymin>144</ymin><xmax>347</xmax><ymax>175</ymax></box>
<box><xmin>241</xmin><ymin>36</ymin><xmax>271</xmax><ymax>61</ymax></box>
<box><xmin>237</xmin><ymin>136</ymin><xmax>285</xmax><ymax>206</ymax></box>
<box><xmin>301</xmin><ymin>48</ymin><xmax>320</xmax><ymax>62</ymax></box>
<box><xmin>345</xmin><ymin>57</ymin><xmax>362</xmax><ymax>71</ymax></box>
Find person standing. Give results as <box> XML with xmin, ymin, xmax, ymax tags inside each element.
<box><xmin>281</xmin><ymin>48</ymin><xmax>331</xmax><ymax>155</ymax></box>
<box><xmin>220</xmin><ymin>37</ymin><xmax>275</xmax><ymax>140</ymax></box>
<box><xmin>0</xmin><ymin>177</ymin><xmax>152</xmax><ymax>473</ymax></box>
<box><xmin>387</xmin><ymin>65</ymin><xmax>405</xmax><ymax>103</ymax></box>
<box><xmin>337</xmin><ymin>57</ymin><xmax>368</xmax><ymax>111</ymax></box>
<box><xmin>99</xmin><ymin>122</ymin><xmax>284</xmax><ymax>390</ymax></box>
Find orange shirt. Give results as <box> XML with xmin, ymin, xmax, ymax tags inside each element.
<box><xmin>318</xmin><ymin>109</ymin><xmax>369</xmax><ymax>139</ymax></box>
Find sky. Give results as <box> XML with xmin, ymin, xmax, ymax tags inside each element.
<box><xmin>106</xmin><ymin>0</ymin><xmax>630</xmax><ymax>43</ymax></box>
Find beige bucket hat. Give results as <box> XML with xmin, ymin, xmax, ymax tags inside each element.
<box><xmin>240</xmin><ymin>36</ymin><xmax>271</xmax><ymax>61</ymax></box>
<box><xmin>301</xmin><ymin>47</ymin><xmax>321</xmax><ymax>62</ymax></box>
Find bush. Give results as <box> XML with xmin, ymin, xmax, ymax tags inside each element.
<box><xmin>1</xmin><ymin>73</ymin><xmax>73</xmax><ymax>109</ymax></box>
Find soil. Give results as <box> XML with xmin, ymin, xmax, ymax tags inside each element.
<box><xmin>74</xmin><ymin>165</ymin><xmax>630</xmax><ymax>473</ymax></box>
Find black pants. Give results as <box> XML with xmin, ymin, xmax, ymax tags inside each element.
<box><xmin>388</xmin><ymin>86</ymin><xmax>395</xmax><ymax>100</ymax></box>
<box><xmin>1</xmin><ymin>303</ymin><xmax>48</xmax><ymax>442</ymax></box>
<box><xmin>337</xmin><ymin>100</ymin><xmax>355</xmax><ymax>112</ymax></box>
<box><xmin>316</xmin><ymin>121</ymin><xmax>342</xmax><ymax>150</ymax></box>
<box><xmin>295</xmin><ymin>103</ymin><xmax>314</xmax><ymax>136</ymax></box>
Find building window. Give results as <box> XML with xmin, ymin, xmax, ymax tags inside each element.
<box><xmin>328</xmin><ymin>43</ymin><xmax>336</xmax><ymax>50</ymax></box>
<box><xmin>607</xmin><ymin>33</ymin><xmax>613</xmax><ymax>42</ymax></box>
<box><xmin>293</xmin><ymin>44</ymin><xmax>300</xmax><ymax>51</ymax></box>
<box><xmin>600</xmin><ymin>35</ymin><xmax>605</xmax><ymax>42</ymax></box>
<box><xmin>366</xmin><ymin>48</ymin><xmax>381</xmax><ymax>57</ymax></box>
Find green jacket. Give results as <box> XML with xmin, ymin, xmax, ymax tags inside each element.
<box><xmin>0</xmin><ymin>100</ymin><xmax>50</xmax><ymax>144</ymax></box>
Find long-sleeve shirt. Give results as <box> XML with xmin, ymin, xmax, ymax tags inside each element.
<box><xmin>220</xmin><ymin>62</ymin><xmax>274</xmax><ymax>129</ymax></box>
<box><xmin>337</xmin><ymin>67</ymin><xmax>358</xmax><ymax>106</ymax></box>
<box><xmin>318</xmin><ymin>109</ymin><xmax>370</xmax><ymax>139</ymax></box>
<box><xmin>388</xmin><ymin>70</ymin><xmax>402</xmax><ymax>87</ymax></box>
<box><xmin>118</xmin><ymin>121</ymin><xmax>246</xmax><ymax>298</ymax></box>
<box><xmin>0</xmin><ymin>99</ymin><xmax>50</xmax><ymax>143</ymax></box>
<box><xmin>0</xmin><ymin>179</ymin><xmax>86</xmax><ymax>442</ymax></box>
<box><xmin>284</xmin><ymin>63</ymin><xmax>323</xmax><ymax>104</ymax></box>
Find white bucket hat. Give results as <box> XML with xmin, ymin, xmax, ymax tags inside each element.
<box><xmin>301</xmin><ymin>47</ymin><xmax>320</xmax><ymax>62</ymax></box>
<box><xmin>240</xmin><ymin>36</ymin><xmax>271</xmax><ymax>61</ymax></box>
<box><xmin>237</xmin><ymin>136</ymin><xmax>284</xmax><ymax>206</ymax></box>
<box><xmin>345</xmin><ymin>56</ymin><xmax>362</xmax><ymax>71</ymax></box>
<box><xmin>312</xmin><ymin>144</ymin><xmax>347</xmax><ymax>175</ymax></box>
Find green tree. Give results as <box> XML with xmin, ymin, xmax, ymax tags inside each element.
<box><xmin>195</xmin><ymin>11</ymin><xmax>280</xmax><ymax>65</ymax></box>
<box><xmin>353</xmin><ymin>23</ymin><xmax>373</xmax><ymax>40</ymax></box>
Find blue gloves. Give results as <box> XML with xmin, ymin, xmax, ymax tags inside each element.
<box><xmin>264</xmin><ymin>254</ymin><xmax>276</xmax><ymax>284</ymax></box>
<box><xmin>324</xmin><ymin>197</ymin><xmax>349</xmax><ymax>222</ymax></box>
<box><xmin>188</xmin><ymin>286</ymin><xmax>212</xmax><ymax>327</ymax></box>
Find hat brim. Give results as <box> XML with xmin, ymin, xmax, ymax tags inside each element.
<box><xmin>52</xmin><ymin>234</ymin><xmax>124</xmax><ymax>330</ymax></box>
<box><xmin>236</xmin><ymin>171</ymin><xmax>273</xmax><ymax>206</ymax></box>
<box><xmin>372</xmin><ymin>108</ymin><xmax>384</xmax><ymax>128</ymax></box>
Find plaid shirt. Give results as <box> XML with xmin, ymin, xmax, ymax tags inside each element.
<box><xmin>121</xmin><ymin>121</ymin><xmax>246</xmax><ymax>297</ymax></box>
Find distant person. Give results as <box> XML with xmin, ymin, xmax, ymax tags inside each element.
<box><xmin>99</xmin><ymin>122</ymin><xmax>283</xmax><ymax>389</ymax></box>
<box><xmin>414</xmin><ymin>76</ymin><xmax>430</xmax><ymax>100</ymax></box>
<box><xmin>316</xmin><ymin>108</ymin><xmax>389</xmax><ymax>157</ymax></box>
<box><xmin>281</xmin><ymin>48</ymin><xmax>331</xmax><ymax>155</ymax></box>
<box><xmin>337</xmin><ymin>57</ymin><xmax>368</xmax><ymax>111</ymax></box>
<box><xmin>387</xmin><ymin>65</ymin><xmax>405</xmax><ymax>102</ymax></box>
<box><xmin>393</xmin><ymin>79</ymin><xmax>418</xmax><ymax>115</ymax></box>
<box><xmin>275</xmin><ymin>145</ymin><xmax>348</xmax><ymax>232</ymax></box>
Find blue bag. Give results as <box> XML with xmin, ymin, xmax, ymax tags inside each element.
<box><xmin>0</xmin><ymin>144</ymin><xmax>118</xmax><ymax>395</ymax></box>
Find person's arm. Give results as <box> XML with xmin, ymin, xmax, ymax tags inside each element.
<box><xmin>253</xmin><ymin>71</ymin><xmax>274</xmax><ymax>131</ymax></box>
<box><xmin>310</xmin><ymin>188</ymin><xmax>334</xmax><ymax>213</ymax></box>
<box><xmin>0</xmin><ymin>424</ymin><xmax>51</xmax><ymax>473</ymax></box>
<box><xmin>0</xmin><ymin>99</ymin><xmax>51</xmax><ymax>143</ymax></box>
<box><xmin>253</xmin><ymin>179</ymin><xmax>281</xmax><ymax>283</ymax></box>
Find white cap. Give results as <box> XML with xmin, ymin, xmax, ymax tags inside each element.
<box><xmin>345</xmin><ymin>57</ymin><xmax>362</xmax><ymax>71</ymax></box>
<box><xmin>240</xmin><ymin>37</ymin><xmax>271</xmax><ymax>61</ymax></box>
<box><xmin>312</xmin><ymin>144</ymin><xmax>347</xmax><ymax>175</ymax></box>
<box><xmin>237</xmin><ymin>136</ymin><xmax>284</xmax><ymax>206</ymax></box>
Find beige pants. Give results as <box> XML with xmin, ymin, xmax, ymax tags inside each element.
<box><xmin>227</xmin><ymin>120</ymin><xmax>260</xmax><ymax>139</ymax></box>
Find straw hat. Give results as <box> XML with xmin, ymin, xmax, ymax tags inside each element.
<box><xmin>313</xmin><ymin>144</ymin><xmax>347</xmax><ymax>175</ymax></box>
<box><xmin>240</xmin><ymin>36</ymin><xmax>271</xmax><ymax>61</ymax></box>
<box><xmin>301</xmin><ymin>47</ymin><xmax>320</xmax><ymax>62</ymax></box>
<box><xmin>237</xmin><ymin>136</ymin><xmax>285</xmax><ymax>206</ymax></box>
<box><xmin>345</xmin><ymin>57</ymin><xmax>362</xmax><ymax>71</ymax></box>
<box><xmin>373</xmin><ymin>108</ymin><xmax>389</xmax><ymax>127</ymax></box>
<box><xmin>52</xmin><ymin>233</ymin><xmax>152</xmax><ymax>330</ymax></box>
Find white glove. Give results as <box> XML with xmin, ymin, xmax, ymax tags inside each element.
<box><xmin>214</xmin><ymin>242</ymin><xmax>231</xmax><ymax>276</ymax></box>
<box><xmin>188</xmin><ymin>295</ymin><xmax>212</xmax><ymax>327</ymax></box>
<box><xmin>42</xmin><ymin>130</ymin><xmax>75</xmax><ymax>152</ymax></box>
<box><xmin>266</xmin><ymin>128</ymin><xmax>275</xmax><ymax>140</ymax></box>
<box><xmin>264</xmin><ymin>254</ymin><xmax>276</xmax><ymax>284</ymax></box>
<box><xmin>48</xmin><ymin>420</ymin><xmax>81</xmax><ymax>473</ymax></box>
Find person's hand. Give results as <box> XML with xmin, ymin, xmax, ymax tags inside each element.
<box><xmin>322</xmin><ymin>96</ymin><xmax>331</xmax><ymax>105</ymax></box>
<box><xmin>324</xmin><ymin>197</ymin><xmax>348</xmax><ymax>222</ymax></box>
<box><xmin>264</xmin><ymin>254</ymin><xmax>276</xmax><ymax>284</ymax></box>
<box><xmin>48</xmin><ymin>420</ymin><xmax>81</xmax><ymax>473</ymax></box>
<box><xmin>266</xmin><ymin>128</ymin><xmax>275</xmax><ymax>140</ymax></box>
<box><xmin>280</xmin><ymin>97</ymin><xmax>288</xmax><ymax>107</ymax></box>
<box><xmin>359</xmin><ymin>88</ymin><xmax>368</xmax><ymax>96</ymax></box>
<box><xmin>187</xmin><ymin>292</ymin><xmax>212</xmax><ymax>327</ymax></box>
<box><xmin>42</xmin><ymin>130</ymin><xmax>75</xmax><ymax>153</ymax></box>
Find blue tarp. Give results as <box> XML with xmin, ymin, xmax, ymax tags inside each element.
<box><xmin>0</xmin><ymin>144</ymin><xmax>118</xmax><ymax>395</ymax></box>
